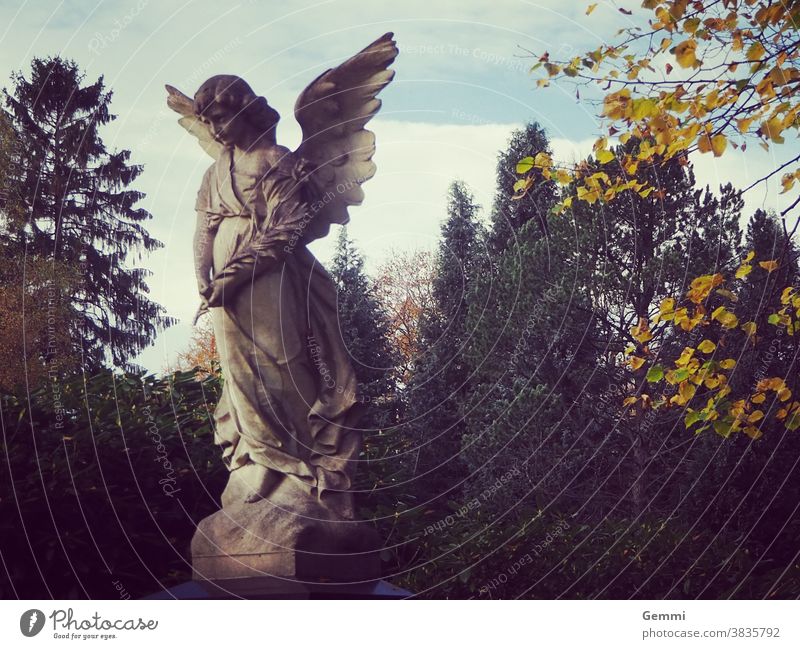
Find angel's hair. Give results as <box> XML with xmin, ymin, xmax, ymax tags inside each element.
<box><xmin>193</xmin><ymin>75</ymin><xmax>279</xmax><ymax>135</ymax></box>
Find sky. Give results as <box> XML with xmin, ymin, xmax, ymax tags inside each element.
<box><xmin>0</xmin><ymin>0</ymin><xmax>792</xmax><ymax>371</ymax></box>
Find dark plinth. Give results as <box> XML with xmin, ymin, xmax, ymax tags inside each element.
<box><xmin>142</xmin><ymin>577</ymin><xmax>412</xmax><ymax>600</ymax></box>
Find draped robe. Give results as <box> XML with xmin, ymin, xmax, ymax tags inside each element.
<box><xmin>194</xmin><ymin>147</ymin><xmax>363</xmax><ymax>506</ymax></box>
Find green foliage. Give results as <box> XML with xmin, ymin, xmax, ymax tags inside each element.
<box><xmin>488</xmin><ymin>122</ymin><xmax>557</xmax><ymax>253</ymax></box>
<box><xmin>403</xmin><ymin>181</ymin><xmax>486</xmax><ymax>505</ymax></box>
<box><xmin>387</xmin><ymin>128</ymin><xmax>800</xmax><ymax>598</ymax></box>
<box><xmin>0</xmin><ymin>369</ymin><xmax>225</xmax><ymax>598</ymax></box>
<box><xmin>2</xmin><ymin>56</ymin><xmax>174</xmax><ymax>370</ymax></box>
<box><xmin>397</xmin><ymin>509</ymin><xmax>799</xmax><ymax>599</ymax></box>
<box><xmin>329</xmin><ymin>226</ymin><xmax>401</xmax><ymax>431</ymax></box>
<box><xmin>3</xmin><ymin>119</ymin><xmax>799</xmax><ymax>600</ymax></box>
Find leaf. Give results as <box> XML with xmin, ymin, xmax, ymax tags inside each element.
<box><xmin>632</xmin><ymin>98</ymin><xmax>658</xmax><ymax>120</ymax></box>
<box><xmin>719</xmin><ymin>359</ymin><xmax>736</xmax><ymax>370</ymax></box>
<box><xmin>646</xmin><ymin>365</ymin><xmax>664</xmax><ymax>382</ymax></box>
<box><xmin>744</xmin><ymin>425</ymin><xmax>763</xmax><ymax>440</ymax></box>
<box><xmin>677</xmin><ymin>381</ymin><xmax>696</xmax><ymax>404</ymax></box>
<box><xmin>710</xmin><ymin>134</ymin><xmax>727</xmax><ymax>157</ymax></box>
<box><xmin>674</xmin><ymin>39</ymin><xmax>697</xmax><ymax>68</ymax></box>
<box><xmin>759</xmin><ymin>260</ymin><xmax>779</xmax><ymax>273</ymax></box>
<box><xmin>685</xmin><ymin>410</ymin><xmax>701</xmax><ymax>428</ymax></box>
<box><xmin>675</xmin><ymin>346</ymin><xmax>695</xmax><ymax>367</ymax></box>
<box><xmin>688</xmin><ymin>273</ymin><xmax>724</xmax><ymax>304</ymax></box>
<box><xmin>712</xmin><ymin>306</ymin><xmax>738</xmax><ymax>329</ymax></box>
<box><xmin>516</xmin><ymin>157</ymin><xmax>534</xmax><ymax>174</ymax></box>
<box><xmin>716</xmin><ymin>288</ymin><xmax>738</xmax><ymax>302</ymax></box>
<box><xmin>630</xmin><ymin>317</ymin><xmax>653</xmax><ymax>343</ymax></box>
<box><xmin>630</xmin><ymin>355</ymin><xmax>646</xmax><ymax>370</ymax></box>
<box><xmin>534</xmin><ymin>151</ymin><xmax>552</xmax><ymax>168</ymax></box>
<box><xmin>597</xmin><ymin>149</ymin><xmax>615</xmax><ymax>164</ymax></box>
<box><xmin>586</xmin><ymin>3</ymin><xmax>598</xmax><ymax>15</ymax></box>
<box><xmin>674</xmin><ymin>368</ymin><xmax>690</xmax><ymax>381</ymax></box>
<box><xmin>761</xmin><ymin>117</ymin><xmax>785</xmax><ymax>143</ymax></box>
<box><xmin>697</xmin><ymin>339</ymin><xmax>716</xmax><ymax>354</ymax></box>
<box><xmin>556</xmin><ymin>169</ymin><xmax>572</xmax><ymax>184</ymax></box>
<box><xmin>713</xmin><ymin>419</ymin><xmax>733</xmax><ymax>438</ymax></box>
<box><xmin>747</xmin><ymin>41</ymin><xmax>766</xmax><ymax>69</ymax></box>
<box><xmin>735</xmin><ymin>263</ymin><xmax>753</xmax><ymax>279</ymax></box>
<box><xmin>657</xmin><ymin>297</ymin><xmax>675</xmax><ymax>320</ymax></box>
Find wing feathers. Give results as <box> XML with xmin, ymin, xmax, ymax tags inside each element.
<box><xmin>293</xmin><ymin>32</ymin><xmax>397</xmax><ymax>234</ymax></box>
<box><xmin>165</xmin><ymin>84</ymin><xmax>222</xmax><ymax>159</ymax></box>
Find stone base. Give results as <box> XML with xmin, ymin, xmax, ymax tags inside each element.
<box><xmin>191</xmin><ymin>483</ymin><xmax>382</xmax><ymax>582</ymax></box>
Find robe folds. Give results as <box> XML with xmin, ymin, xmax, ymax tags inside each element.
<box><xmin>194</xmin><ymin>148</ymin><xmax>364</xmax><ymax>501</ymax></box>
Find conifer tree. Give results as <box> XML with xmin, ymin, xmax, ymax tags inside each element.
<box><xmin>2</xmin><ymin>56</ymin><xmax>172</xmax><ymax>370</ymax></box>
<box><xmin>404</xmin><ymin>181</ymin><xmax>486</xmax><ymax>503</ymax></box>
<box><xmin>329</xmin><ymin>226</ymin><xmax>400</xmax><ymax>432</ymax></box>
<box><xmin>487</xmin><ymin>122</ymin><xmax>557</xmax><ymax>254</ymax></box>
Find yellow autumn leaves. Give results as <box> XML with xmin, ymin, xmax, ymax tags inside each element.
<box><xmin>521</xmin><ymin>0</ymin><xmax>800</xmax><ymax>215</ymax></box>
<box><xmin>674</xmin><ymin>39</ymin><xmax>698</xmax><ymax>68</ymax></box>
<box><xmin>623</xmin><ymin>252</ymin><xmax>797</xmax><ymax>438</ymax></box>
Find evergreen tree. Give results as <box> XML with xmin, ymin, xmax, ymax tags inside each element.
<box><xmin>329</xmin><ymin>226</ymin><xmax>400</xmax><ymax>431</ymax></box>
<box><xmin>688</xmin><ymin>210</ymin><xmax>800</xmax><ymax>558</ymax></box>
<box><xmin>329</xmin><ymin>227</ymin><xmax>411</xmax><ymax>535</ymax></box>
<box><xmin>404</xmin><ymin>181</ymin><xmax>487</xmax><ymax>505</ymax></box>
<box><xmin>462</xmin><ymin>207</ymin><xmax>603</xmax><ymax>516</ymax></box>
<box><xmin>463</xmin><ymin>140</ymin><xmax>745</xmax><ymax>518</ymax></box>
<box><xmin>2</xmin><ymin>56</ymin><xmax>173</xmax><ymax>370</ymax></box>
<box><xmin>487</xmin><ymin>122</ymin><xmax>557</xmax><ymax>254</ymax></box>
<box><xmin>566</xmin><ymin>142</ymin><xmax>743</xmax><ymax>517</ymax></box>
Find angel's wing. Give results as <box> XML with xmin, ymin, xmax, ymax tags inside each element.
<box><xmin>165</xmin><ymin>84</ymin><xmax>223</xmax><ymax>159</ymax></box>
<box><xmin>294</xmin><ymin>32</ymin><xmax>398</xmax><ymax>236</ymax></box>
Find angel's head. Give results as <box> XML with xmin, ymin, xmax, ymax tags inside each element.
<box><xmin>193</xmin><ymin>75</ymin><xmax>280</xmax><ymax>148</ymax></box>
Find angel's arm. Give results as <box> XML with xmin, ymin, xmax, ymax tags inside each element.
<box><xmin>204</xmin><ymin>244</ymin><xmax>284</xmax><ymax>309</ymax></box>
<box><xmin>193</xmin><ymin>211</ymin><xmax>215</xmax><ymax>321</ymax></box>
<box><xmin>194</xmin><ymin>210</ymin><xmax>215</xmax><ymax>289</ymax></box>
<box><xmin>204</xmin><ymin>164</ymin><xmax>307</xmax><ymax>308</ymax></box>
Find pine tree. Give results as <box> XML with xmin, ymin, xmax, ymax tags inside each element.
<box><xmin>2</xmin><ymin>56</ymin><xmax>173</xmax><ymax>370</ymax></box>
<box><xmin>566</xmin><ymin>141</ymin><xmax>743</xmax><ymax>517</ymax></box>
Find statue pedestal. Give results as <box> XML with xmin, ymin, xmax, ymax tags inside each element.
<box><xmin>190</xmin><ymin>484</ymin><xmax>382</xmax><ymax>582</ymax></box>
<box><xmin>191</xmin><ymin>543</ymin><xmax>382</xmax><ymax>582</ymax></box>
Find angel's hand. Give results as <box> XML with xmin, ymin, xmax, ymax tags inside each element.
<box><xmin>204</xmin><ymin>282</ymin><xmax>231</xmax><ymax>307</ymax></box>
<box><xmin>192</xmin><ymin>300</ymin><xmax>209</xmax><ymax>326</ymax></box>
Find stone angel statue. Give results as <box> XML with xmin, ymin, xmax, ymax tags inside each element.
<box><xmin>166</xmin><ymin>33</ymin><xmax>398</xmax><ymax>524</ymax></box>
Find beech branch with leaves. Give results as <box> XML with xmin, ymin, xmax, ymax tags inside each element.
<box><xmin>520</xmin><ymin>0</ymin><xmax>800</xmax><ymax>438</ymax></box>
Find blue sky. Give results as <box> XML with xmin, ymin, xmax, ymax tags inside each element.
<box><xmin>0</xmin><ymin>0</ymin><xmax>789</xmax><ymax>371</ymax></box>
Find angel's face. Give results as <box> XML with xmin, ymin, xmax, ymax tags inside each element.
<box><xmin>198</xmin><ymin>103</ymin><xmax>248</xmax><ymax>147</ymax></box>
